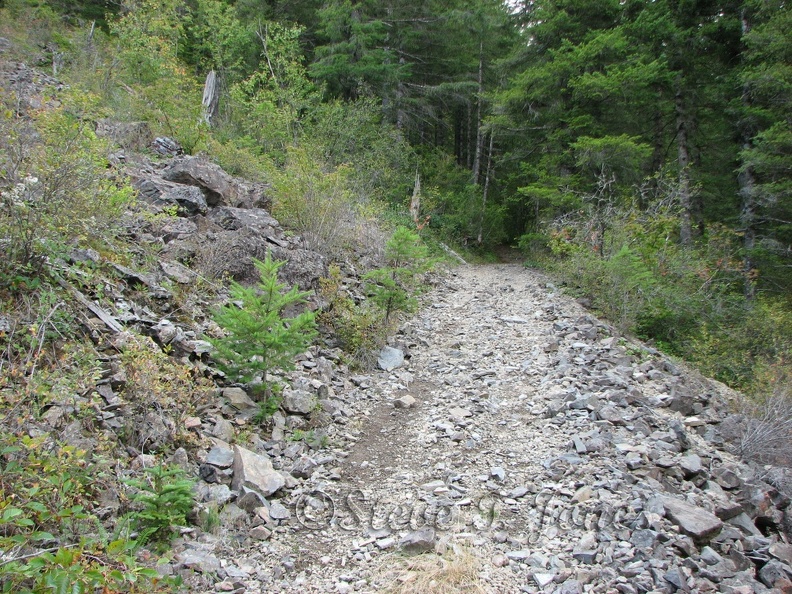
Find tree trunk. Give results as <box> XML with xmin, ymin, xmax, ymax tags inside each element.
<box><xmin>477</xmin><ymin>132</ymin><xmax>495</xmax><ymax>244</ymax></box>
<box><xmin>472</xmin><ymin>41</ymin><xmax>485</xmax><ymax>185</ymax></box>
<box><xmin>739</xmin><ymin>10</ymin><xmax>757</xmax><ymax>300</ymax></box>
<box><xmin>675</xmin><ymin>83</ymin><xmax>693</xmax><ymax>246</ymax></box>
<box><xmin>202</xmin><ymin>70</ymin><xmax>220</xmax><ymax>127</ymax></box>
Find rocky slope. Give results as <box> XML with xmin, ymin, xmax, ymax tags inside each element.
<box><xmin>171</xmin><ymin>264</ymin><xmax>792</xmax><ymax>594</ymax></box>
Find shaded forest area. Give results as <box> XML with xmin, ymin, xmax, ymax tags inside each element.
<box><xmin>1</xmin><ymin>0</ymin><xmax>790</xmax><ymax>394</ymax></box>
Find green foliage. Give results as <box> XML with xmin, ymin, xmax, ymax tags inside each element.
<box><xmin>0</xmin><ymin>94</ymin><xmax>133</xmax><ymax>286</ymax></box>
<box><xmin>209</xmin><ymin>253</ymin><xmax>318</xmax><ymax>403</ymax></box>
<box><xmin>225</xmin><ymin>21</ymin><xmax>319</xmax><ymax>162</ymax></box>
<box><xmin>118</xmin><ymin>334</ymin><xmax>214</xmax><ymax>411</ymax></box>
<box><xmin>691</xmin><ymin>298</ymin><xmax>792</xmax><ymax>394</ymax></box>
<box><xmin>546</xmin><ymin>198</ymin><xmax>791</xmax><ymax>393</ymax></box>
<box><xmin>123</xmin><ymin>464</ymin><xmax>194</xmax><ymax>547</ymax></box>
<box><xmin>0</xmin><ymin>435</ymin><xmax>166</xmax><ymax>593</ymax></box>
<box><xmin>318</xmin><ymin>264</ymin><xmax>386</xmax><ymax>369</ymax></box>
<box><xmin>363</xmin><ymin>227</ymin><xmax>430</xmax><ymax>322</ymax></box>
<box><xmin>252</xmin><ymin>383</ymin><xmax>283</xmax><ymax>425</ymax></box>
<box><xmin>271</xmin><ymin>146</ymin><xmax>371</xmax><ymax>256</ymax></box>
<box><xmin>109</xmin><ymin>0</ymin><xmax>207</xmax><ymax>152</ymax></box>
<box><xmin>302</xmin><ymin>98</ymin><xmax>414</xmax><ymax>205</ymax></box>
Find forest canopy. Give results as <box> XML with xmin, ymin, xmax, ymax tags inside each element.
<box><xmin>1</xmin><ymin>0</ymin><xmax>790</xmax><ymax>394</ymax></box>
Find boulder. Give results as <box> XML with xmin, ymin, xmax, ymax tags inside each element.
<box><xmin>232</xmin><ymin>445</ymin><xmax>285</xmax><ymax>497</ymax></box>
<box><xmin>661</xmin><ymin>496</ymin><xmax>723</xmax><ymax>542</ymax></box>
<box><xmin>282</xmin><ymin>390</ymin><xmax>316</xmax><ymax>415</ymax></box>
<box><xmin>163</xmin><ymin>156</ymin><xmax>270</xmax><ymax>208</ymax></box>
<box><xmin>399</xmin><ymin>528</ymin><xmax>436</xmax><ymax>553</ymax></box>
<box><xmin>378</xmin><ymin>346</ymin><xmax>404</xmax><ymax>371</ymax></box>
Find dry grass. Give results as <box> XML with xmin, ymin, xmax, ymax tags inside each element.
<box><xmin>739</xmin><ymin>385</ymin><xmax>792</xmax><ymax>469</ymax></box>
<box><xmin>375</xmin><ymin>546</ymin><xmax>492</xmax><ymax>594</ymax></box>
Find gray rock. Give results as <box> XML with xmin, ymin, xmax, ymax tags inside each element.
<box><xmin>663</xmin><ymin>567</ymin><xmax>687</xmax><ymax>590</ymax></box>
<box><xmin>758</xmin><ymin>559</ymin><xmax>792</xmax><ymax>588</ymax></box>
<box><xmin>159</xmin><ymin>260</ymin><xmax>195</xmax><ymax>284</ymax></box>
<box><xmin>500</xmin><ymin>315</ymin><xmax>529</xmax><ymax>324</ymax></box>
<box><xmin>490</xmin><ymin>466</ymin><xmax>506</xmax><ymax>481</ymax></box>
<box><xmin>769</xmin><ymin>543</ymin><xmax>792</xmax><ymax>565</ymax></box>
<box><xmin>196</xmin><ymin>483</ymin><xmax>234</xmax><ymax>506</ymax></box>
<box><xmin>699</xmin><ymin>546</ymin><xmax>724</xmax><ymax>566</ymax></box>
<box><xmin>713</xmin><ymin>466</ymin><xmax>742</xmax><ymax>490</ymax></box>
<box><xmin>661</xmin><ymin>496</ymin><xmax>723</xmax><ymax>542</ymax></box>
<box><xmin>449</xmin><ymin>407</ymin><xmax>473</xmax><ymax>420</ymax></box>
<box><xmin>269</xmin><ymin>501</ymin><xmax>291</xmax><ymax>520</ymax></box>
<box><xmin>212</xmin><ymin>418</ymin><xmax>235</xmax><ymax>443</ymax></box>
<box><xmin>223</xmin><ymin>387</ymin><xmax>258</xmax><ymax>412</ymax></box>
<box><xmin>282</xmin><ymin>390</ymin><xmax>316</xmax><ymax>415</ymax></box>
<box><xmin>291</xmin><ymin>456</ymin><xmax>318</xmax><ymax>479</ymax></box>
<box><xmin>572</xmin><ymin>532</ymin><xmax>598</xmax><ymax>564</ymax></box>
<box><xmin>236</xmin><ymin>489</ymin><xmax>266</xmax><ymax>513</ymax></box>
<box><xmin>177</xmin><ymin>549</ymin><xmax>221</xmax><ymax>573</ymax></box>
<box><xmin>630</xmin><ymin>529</ymin><xmax>658</xmax><ymax>549</ymax></box>
<box><xmin>728</xmin><ymin>512</ymin><xmax>762</xmax><ymax>536</ymax></box>
<box><xmin>557</xmin><ymin>579</ymin><xmax>583</xmax><ymax>594</ymax></box>
<box><xmin>232</xmin><ymin>445</ymin><xmax>285</xmax><ymax>497</ymax></box>
<box><xmin>158</xmin><ymin>185</ymin><xmax>207</xmax><ymax>216</ymax></box>
<box><xmin>394</xmin><ymin>395</ymin><xmax>417</xmax><ymax>409</ymax></box>
<box><xmin>533</xmin><ymin>572</ymin><xmax>556</xmax><ymax>587</ymax></box>
<box><xmin>219</xmin><ymin>502</ymin><xmax>250</xmax><ymax>527</ymax></box>
<box><xmin>508</xmin><ymin>486</ymin><xmax>530</xmax><ymax>499</ymax></box>
<box><xmin>160</xmin><ymin>218</ymin><xmax>197</xmax><ymax>242</ymax></box>
<box><xmin>679</xmin><ymin>454</ymin><xmax>703</xmax><ymax>478</ymax></box>
<box><xmin>152</xmin><ymin>319</ymin><xmax>179</xmax><ymax>345</ymax></box>
<box><xmin>400</xmin><ymin>528</ymin><xmax>436</xmax><ymax>553</ymax></box>
<box><xmin>163</xmin><ymin>156</ymin><xmax>270</xmax><ymax>209</ymax></box>
<box><xmin>378</xmin><ymin>346</ymin><xmax>405</xmax><ymax>371</ymax></box>
<box><xmin>205</xmin><ymin>445</ymin><xmax>235</xmax><ymax>468</ymax></box>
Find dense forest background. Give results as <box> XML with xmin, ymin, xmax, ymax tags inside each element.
<box><xmin>1</xmin><ymin>0</ymin><xmax>790</xmax><ymax>396</ymax></box>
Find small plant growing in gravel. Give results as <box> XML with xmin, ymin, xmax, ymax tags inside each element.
<box><xmin>363</xmin><ymin>226</ymin><xmax>431</xmax><ymax>323</ymax></box>
<box><xmin>209</xmin><ymin>253</ymin><xmax>318</xmax><ymax>407</ymax></box>
<box><xmin>124</xmin><ymin>464</ymin><xmax>194</xmax><ymax>547</ymax></box>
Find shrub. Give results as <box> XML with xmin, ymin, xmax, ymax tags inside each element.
<box><xmin>318</xmin><ymin>264</ymin><xmax>386</xmax><ymax>369</ymax></box>
<box><xmin>0</xmin><ymin>434</ymin><xmax>166</xmax><ymax>592</ymax></box>
<box><xmin>0</xmin><ymin>94</ymin><xmax>134</xmax><ymax>286</ymax></box>
<box><xmin>270</xmin><ymin>146</ymin><xmax>359</xmax><ymax>255</ymax></box>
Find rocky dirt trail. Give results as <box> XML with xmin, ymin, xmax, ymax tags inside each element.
<box><xmin>183</xmin><ymin>263</ymin><xmax>792</xmax><ymax>594</ymax></box>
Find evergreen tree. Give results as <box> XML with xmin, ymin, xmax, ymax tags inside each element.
<box><xmin>209</xmin><ymin>253</ymin><xmax>318</xmax><ymax>402</ymax></box>
<box><xmin>363</xmin><ymin>227</ymin><xmax>430</xmax><ymax>322</ymax></box>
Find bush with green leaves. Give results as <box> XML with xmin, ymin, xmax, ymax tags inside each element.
<box><xmin>0</xmin><ymin>93</ymin><xmax>134</xmax><ymax>287</ymax></box>
<box><xmin>363</xmin><ymin>227</ymin><xmax>431</xmax><ymax>323</ymax></box>
<box><xmin>0</xmin><ymin>435</ymin><xmax>167</xmax><ymax>593</ymax></box>
<box><xmin>123</xmin><ymin>464</ymin><xmax>194</xmax><ymax>547</ymax></box>
<box><xmin>270</xmin><ymin>146</ymin><xmax>360</xmax><ymax>256</ymax></box>
<box><xmin>318</xmin><ymin>264</ymin><xmax>386</xmax><ymax>369</ymax></box>
<box><xmin>544</xmin><ymin>200</ymin><xmax>790</xmax><ymax>394</ymax></box>
<box><xmin>209</xmin><ymin>253</ymin><xmax>318</xmax><ymax>403</ymax></box>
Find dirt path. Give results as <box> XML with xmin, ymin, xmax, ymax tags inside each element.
<box><xmin>205</xmin><ymin>263</ymin><xmax>775</xmax><ymax>594</ymax></box>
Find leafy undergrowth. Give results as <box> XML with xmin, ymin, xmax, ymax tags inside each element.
<box><xmin>0</xmin><ymin>267</ymin><xmax>214</xmax><ymax>592</ymax></box>
<box><xmin>0</xmin><ymin>432</ymin><xmax>178</xmax><ymax>593</ymax></box>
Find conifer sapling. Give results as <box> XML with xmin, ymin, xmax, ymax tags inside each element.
<box><xmin>209</xmin><ymin>253</ymin><xmax>317</xmax><ymax>404</ymax></box>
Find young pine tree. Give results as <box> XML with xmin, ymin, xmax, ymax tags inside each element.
<box><xmin>209</xmin><ymin>253</ymin><xmax>317</xmax><ymax>403</ymax></box>
<box><xmin>363</xmin><ymin>226</ymin><xmax>430</xmax><ymax>322</ymax></box>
